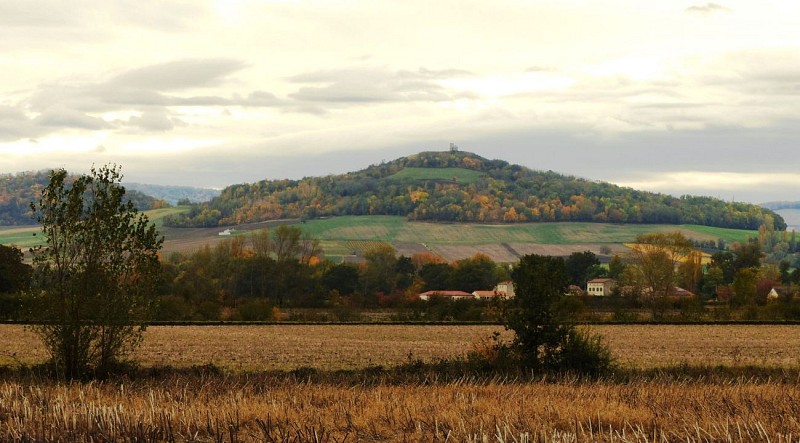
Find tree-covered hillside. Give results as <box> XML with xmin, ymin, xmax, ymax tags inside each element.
<box><xmin>163</xmin><ymin>151</ymin><xmax>785</xmax><ymax>230</ymax></box>
<box><xmin>0</xmin><ymin>171</ymin><xmax>168</xmax><ymax>225</ymax></box>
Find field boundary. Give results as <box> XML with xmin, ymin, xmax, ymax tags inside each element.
<box><xmin>5</xmin><ymin>320</ymin><xmax>800</xmax><ymax>326</ymax></box>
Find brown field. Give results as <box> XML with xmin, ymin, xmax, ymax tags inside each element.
<box><xmin>4</xmin><ymin>324</ymin><xmax>800</xmax><ymax>441</ymax></box>
<box><xmin>3</xmin><ymin>324</ymin><xmax>800</xmax><ymax>370</ymax></box>
<box><xmin>3</xmin><ymin>373</ymin><xmax>800</xmax><ymax>442</ymax></box>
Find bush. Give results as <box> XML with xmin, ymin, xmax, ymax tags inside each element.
<box><xmin>501</xmin><ymin>254</ymin><xmax>615</xmax><ymax>376</ymax></box>
<box><xmin>555</xmin><ymin>329</ymin><xmax>614</xmax><ymax>376</ymax></box>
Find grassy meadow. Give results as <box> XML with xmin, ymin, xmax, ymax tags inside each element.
<box><xmin>386</xmin><ymin>166</ymin><xmax>486</xmax><ymax>184</ymax></box>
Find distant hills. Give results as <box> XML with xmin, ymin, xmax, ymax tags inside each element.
<box><xmin>162</xmin><ymin>150</ymin><xmax>786</xmax><ymax>231</ymax></box>
<box><xmin>761</xmin><ymin>201</ymin><xmax>800</xmax><ymax>211</ymax></box>
<box><xmin>123</xmin><ymin>183</ymin><xmax>221</xmax><ymax>206</ymax></box>
<box><xmin>0</xmin><ymin>171</ymin><xmax>167</xmax><ymax>225</ymax></box>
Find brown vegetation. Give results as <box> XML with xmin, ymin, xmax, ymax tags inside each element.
<box><xmin>3</xmin><ymin>324</ymin><xmax>800</xmax><ymax>370</ymax></box>
<box><xmin>4</xmin><ymin>324</ymin><xmax>800</xmax><ymax>441</ymax></box>
<box><xmin>2</xmin><ymin>372</ymin><xmax>800</xmax><ymax>441</ymax></box>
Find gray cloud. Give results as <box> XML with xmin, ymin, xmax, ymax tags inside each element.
<box><xmin>108</xmin><ymin>58</ymin><xmax>246</xmax><ymax>91</ymax></box>
<box><xmin>288</xmin><ymin>67</ymin><xmax>476</xmax><ymax>105</ymax></box>
<box><xmin>0</xmin><ymin>105</ymin><xmax>40</xmax><ymax>141</ymax></box>
<box><xmin>126</xmin><ymin>110</ymin><xmax>179</xmax><ymax>132</ymax></box>
<box><xmin>34</xmin><ymin>106</ymin><xmax>110</xmax><ymax>130</ymax></box>
<box><xmin>685</xmin><ymin>3</ymin><xmax>731</xmax><ymax>14</ymax></box>
<box><xmin>4</xmin><ymin>58</ymin><xmax>290</xmax><ymax>141</ymax></box>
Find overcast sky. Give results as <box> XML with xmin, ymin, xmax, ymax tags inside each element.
<box><xmin>1</xmin><ymin>1</ymin><xmax>799</xmax><ymax>203</ymax></box>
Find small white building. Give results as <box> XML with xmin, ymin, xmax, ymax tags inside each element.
<box><xmin>586</xmin><ymin>278</ymin><xmax>616</xmax><ymax>296</ymax></box>
<box><xmin>494</xmin><ymin>281</ymin><xmax>515</xmax><ymax>298</ymax></box>
<box><xmin>218</xmin><ymin>229</ymin><xmax>233</xmax><ymax>236</ymax></box>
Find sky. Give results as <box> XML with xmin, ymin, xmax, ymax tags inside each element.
<box><xmin>1</xmin><ymin>0</ymin><xmax>799</xmax><ymax>204</ymax></box>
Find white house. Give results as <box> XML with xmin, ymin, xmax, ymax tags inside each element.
<box><xmin>494</xmin><ymin>281</ymin><xmax>515</xmax><ymax>298</ymax></box>
<box><xmin>586</xmin><ymin>278</ymin><xmax>616</xmax><ymax>296</ymax></box>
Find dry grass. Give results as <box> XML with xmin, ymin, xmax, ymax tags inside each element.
<box><xmin>3</xmin><ymin>324</ymin><xmax>800</xmax><ymax>371</ymax></box>
<box><xmin>3</xmin><ymin>374</ymin><xmax>800</xmax><ymax>441</ymax></box>
<box><xmin>4</xmin><ymin>324</ymin><xmax>800</xmax><ymax>441</ymax></box>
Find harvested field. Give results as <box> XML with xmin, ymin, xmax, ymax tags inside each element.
<box><xmin>430</xmin><ymin>243</ymin><xmax>520</xmax><ymax>262</ymax></box>
<box><xmin>3</xmin><ymin>374</ymin><xmax>800</xmax><ymax>442</ymax></box>
<box><xmin>3</xmin><ymin>324</ymin><xmax>800</xmax><ymax>370</ymax></box>
<box><xmin>509</xmin><ymin>243</ymin><xmax>628</xmax><ymax>258</ymax></box>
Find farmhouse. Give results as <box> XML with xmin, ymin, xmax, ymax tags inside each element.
<box><xmin>586</xmin><ymin>278</ymin><xmax>616</xmax><ymax>296</ymax></box>
<box><xmin>494</xmin><ymin>281</ymin><xmax>515</xmax><ymax>298</ymax></box>
<box><xmin>418</xmin><ymin>290</ymin><xmax>474</xmax><ymax>301</ymax></box>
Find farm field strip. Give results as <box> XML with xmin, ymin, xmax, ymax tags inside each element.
<box><xmin>3</xmin><ymin>324</ymin><xmax>800</xmax><ymax>370</ymax></box>
<box><xmin>4</xmin><ymin>375</ymin><xmax>800</xmax><ymax>442</ymax></box>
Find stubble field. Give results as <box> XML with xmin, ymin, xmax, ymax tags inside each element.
<box><xmin>3</xmin><ymin>324</ymin><xmax>800</xmax><ymax>370</ymax></box>
<box><xmin>4</xmin><ymin>324</ymin><xmax>800</xmax><ymax>441</ymax></box>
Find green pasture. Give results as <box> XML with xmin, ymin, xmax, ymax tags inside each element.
<box><xmin>0</xmin><ymin>226</ymin><xmax>40</xmax><ymax>249</ymax></box>
<box><xmin>386</xmin><ymin>167</ymin><xmax>485</xmax><ymax>184</ymax></box>
<box><xmin>0</xmin><ymin>207</ymin><xmax>191</xmax><ymax>249</ymax></box>
<box><xmin>298</xmin><ymin>216</ymin><xmax>756</xmax><ymax>246</ymax></box>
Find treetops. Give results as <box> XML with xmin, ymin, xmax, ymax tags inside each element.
<box><xmin>162</xmin><ymin>151</ymin><xmax>784</xmax><ymax>231</ymax></box>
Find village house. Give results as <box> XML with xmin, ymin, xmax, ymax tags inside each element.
<box><xmin>586</xmin><ymin>278</ymin><xmax>616</xmax><ymax>296</ymax></box>
<box><xmin>494</xmin><ymin>281</ymin><xmax>515</xmax><ymax>298</ymax></box>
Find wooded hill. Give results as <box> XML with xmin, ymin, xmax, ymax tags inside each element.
<box><xmin>0</xmin><ymin>171</ymin><xmax>168</xmax><ymax>225</ymax></box>
<box><xmin>163</xmin><ymin>150</ymin><xmax>785</xmax><ymax>231</ymax></box>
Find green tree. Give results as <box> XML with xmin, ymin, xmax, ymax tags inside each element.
<box><xmin>607</xmin><ymin>254</ymin><xmax>626</xmax><ymax>280</ymax></box>
<box><xmin>361</xmin><ymin>244</ymin><xmax>398</xmax><ymax>296</ymax></box>
<box><xmin>732</xmin><ymin>268</ymin><xmax>759</xmax><ymax>308</ymax></box>
<box><xmin>565</xmin><ymin>251</ymin><xmax>600</xmax><ymax>286</ymax></box>
<box><xmin>0</xmin><ymin>244</ymin><xmax>32</xmax><ymax>319</ymax></box>
<box><xmin>506</xmin><ymin>255</ymin><xmax>569</xmax><ymax>369</ymax></box>
<box><xmin>29</xmin><ymin>166</ymin><xmax>163</xmax><ymax>378</ymax></box>
<box><xmin>0</xmin><ymin>244</ymin><xmax>31</xmax><ymax>294</ymax></box>
<box><xmin>505</xmin><ymin>254</ymin><xmax>612</xmax><ymax>374</ymax></box>
<box><xmin>452</xmin><ymin>253</ymin><xmax>497</xmax><ymax>293</ymax></box>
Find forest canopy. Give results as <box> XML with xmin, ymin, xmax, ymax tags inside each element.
<box><xmin>163</xmin><ymin>151</ymin><xmax>785</xmax><ymax>231</ymax></box>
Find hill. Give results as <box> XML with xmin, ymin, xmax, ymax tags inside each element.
<box><xmin>762</xmin><ymin>201</ymin><xmax>800</xmax><ymax>211</ymax></box>
<box><xmin>0</xmin><ymin>171</ymin><xmax>168</xmax><ymax>225</ymax></box>
<box><xmin>124</xmin><ymin>183</ymin><xmax>221</xmax><ymax>205</ymax></box>
<box><xmin>163</xmin><ymin>150</ymin><xmax>785</xmax><ymax>231</ymax></box>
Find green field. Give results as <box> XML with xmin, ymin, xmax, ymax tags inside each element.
<box><xmin>386</xmin><ymin>167</ymin><xmax>485</xmax><ymax>184</ymax></box>
<box><xmin>2</xmin><ymin>213</ymin><xmax>758</xmax><ymax>261</ymax></box>
<box><xmin>0</xmin><ymin>206</ymin><xmax>191</xmax><ymax>251</ymax></box>
<box><xmin>299</xmin><ymin>216</ymin><xmax>755</xmax><ymax>245</ymax></box>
